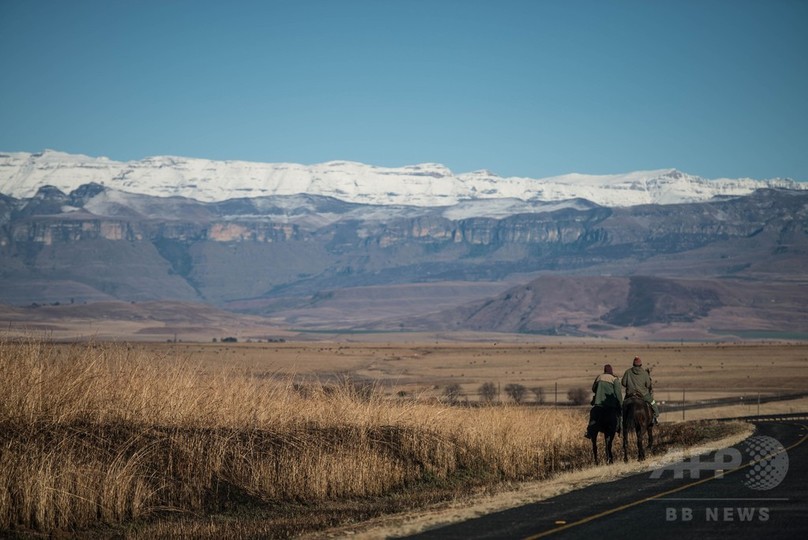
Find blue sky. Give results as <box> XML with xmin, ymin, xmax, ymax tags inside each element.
<box><xmin>1</xmin><ymin>0</ymin><xmax>806</xmax><ymax>180</ymax></box>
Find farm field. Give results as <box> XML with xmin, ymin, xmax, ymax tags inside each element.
<box><xmin>136</xmin><ymin>340</ymin><xmax>808</xmax><ymax>410</ymax></box>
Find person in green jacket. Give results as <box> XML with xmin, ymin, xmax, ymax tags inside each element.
<box><xmin>584</xmin><ymin>364</ymin><xmax>623</xmax><ymax>439</ymax></box>
<box><xmin>622</xmin><ymin>356</ymin><xmax>659</xmax><ymax>424</ymax></box>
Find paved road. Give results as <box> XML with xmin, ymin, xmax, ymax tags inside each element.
<box><xmin>661</xmin><ymin>391</ymin><xmax>808</xmax><ymax>413</ymax></box>
<box><xmin>400</xmin><ymin>416</ymin><xmax>808</xmax><ymax>540</ymax></box>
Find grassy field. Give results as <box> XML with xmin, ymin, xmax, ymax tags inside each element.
<box><xmin>1</xmin><ymin>338</ymin><xmax>800</xmax><ymax>538</ymax></box>
<box><xmin>134</xmin><ymin>340</ymin><xmax>808</xmax><ymax>404</ymax></box>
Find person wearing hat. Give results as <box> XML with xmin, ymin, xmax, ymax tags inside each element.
<box><xmin>622</xmin><ymin>356</ymin><xmax>659</xmax><ymax>424</ymax></box>
<box><xmin>584</xmin><ymin>364</ymin><xmax>623</xmax><ymax>439</ymax></box>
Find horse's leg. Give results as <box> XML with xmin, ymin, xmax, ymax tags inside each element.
<box><xmin>637</xmin><ymin>427</ymin><xmax>645</xmax><ymax>461</ymax></box>
<box><xmin>648</xmin><ymin>425</ymin><xmax>654</xmax><ymax>454</ymax></box>
<box><xmin>592</xmin><ymin>435</ymin><xmax>599</xmax><ymax>465</ymax></box>
<box><xmin>605</xmin><ymin>411</ymin><xmax>617</xmax><ymax>464</ymax></box>
<box><xmin>622</xmin><ymin>423</ymin><xmax>629</xmax><ymax>463</ymax></box>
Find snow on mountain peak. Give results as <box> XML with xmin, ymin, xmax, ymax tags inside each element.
<box><xmin>661</xmin><ymin>168</ymin><xmax>685</xmax><ymax>179</ymax></box>
<box><xmin>0</xmin><ymin>150</ymin><xmax>804</xmax><ymax>208</ymax></box>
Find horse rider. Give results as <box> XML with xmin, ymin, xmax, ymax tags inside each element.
<box><xmin>622</xmin><ymin>356</ymin><xmax>659</xmax><ymax>425</ymax></box>
<box><xmin>585</xmin><ymin>364</ymin><xmax>623</xmax><ymax>439</ymax></box>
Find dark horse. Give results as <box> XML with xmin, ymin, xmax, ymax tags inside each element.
<box><xmin>589</xmin><ymin>406</ymin><xmax>620</xmax><ymax>465</ymax></box>
<box><xmin>622</xmin><ymin>393</ymin><xmax>654</xmax><ymax>461</ymax></box>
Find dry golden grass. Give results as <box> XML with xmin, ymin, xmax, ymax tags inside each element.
<box><xmin>128</xmin><ymin>340</ymin><xmax>808</xmax><ymax>406</ymax></box>
<box><xmin>0</xmin><ymin>338</ymin><xmax>759</xmax><ymax>537</ymax></box>
<box><xmin>0</xmin><ymin>339</ymin><xmax>576</xmax><ymax>536</ymax></box>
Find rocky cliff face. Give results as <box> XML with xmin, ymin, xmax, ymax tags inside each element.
<box><xmin>1</xmin><ymin>184</ymin><xmax>806</xmax><ymax>313</ymax></box>
<box><xmin>9</xmin><ymin>218</ymin><xmax>139</xmax><ymax>244</ymax></box>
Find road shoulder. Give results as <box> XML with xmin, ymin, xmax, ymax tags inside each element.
<box><xmin>304</xmin><ymin>422</ymin><xmax>755</xmax><ymax>539</ymax></box>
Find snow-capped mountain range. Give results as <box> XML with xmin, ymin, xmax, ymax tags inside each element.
<box><xmin>0</xmin><ymin>150</ymin><xmax>804</xmax><ymax>208</ymax></box>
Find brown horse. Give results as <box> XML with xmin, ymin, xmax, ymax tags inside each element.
<box><xmin>590</xmin><ymin>406</ymin><xmax>620</xmax><ymax>465</ymax></box>
<box><xmin>622</xmin><ymin>393</ymin><xmax>654</xmax><ymax>461</ymax></box>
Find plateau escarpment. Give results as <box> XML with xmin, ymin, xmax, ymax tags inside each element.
<box><xmin>0</xmin><ymin>181</ymin><xmax>806</xmax><ymax>338</ymax></box>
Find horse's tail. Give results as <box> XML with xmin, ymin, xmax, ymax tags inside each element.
<box><xmin>622</xmin><ymin>396</ymin><xmax>648</xmax><ymax>432</ymax></box>
<box><xmin>621</xmin><ymin>402</ymin><xmax>632</xmax><ymax>435</ymax></box>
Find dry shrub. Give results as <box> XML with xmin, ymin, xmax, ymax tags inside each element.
<box><xmin>0</xmin><ymin>338</ymin><xmax>595</xmax><ymax>534</ymax></box>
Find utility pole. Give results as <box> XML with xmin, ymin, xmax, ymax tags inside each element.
<box><xmin>682</xmin><ymin>388</ymin><xmax>686</xmax><ymax>421</ymax></box>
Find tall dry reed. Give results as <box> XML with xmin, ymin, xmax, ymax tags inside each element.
<box><xmin>0</xmin><ymin>338</ymin><xmax>593</xmax><ymax>534</ymax></box>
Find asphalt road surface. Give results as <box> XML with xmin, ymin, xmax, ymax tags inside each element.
<box><xmin>400</xmin><ymin>415</ymin><xmax>808</xmax><ymax>540</ymax></box>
